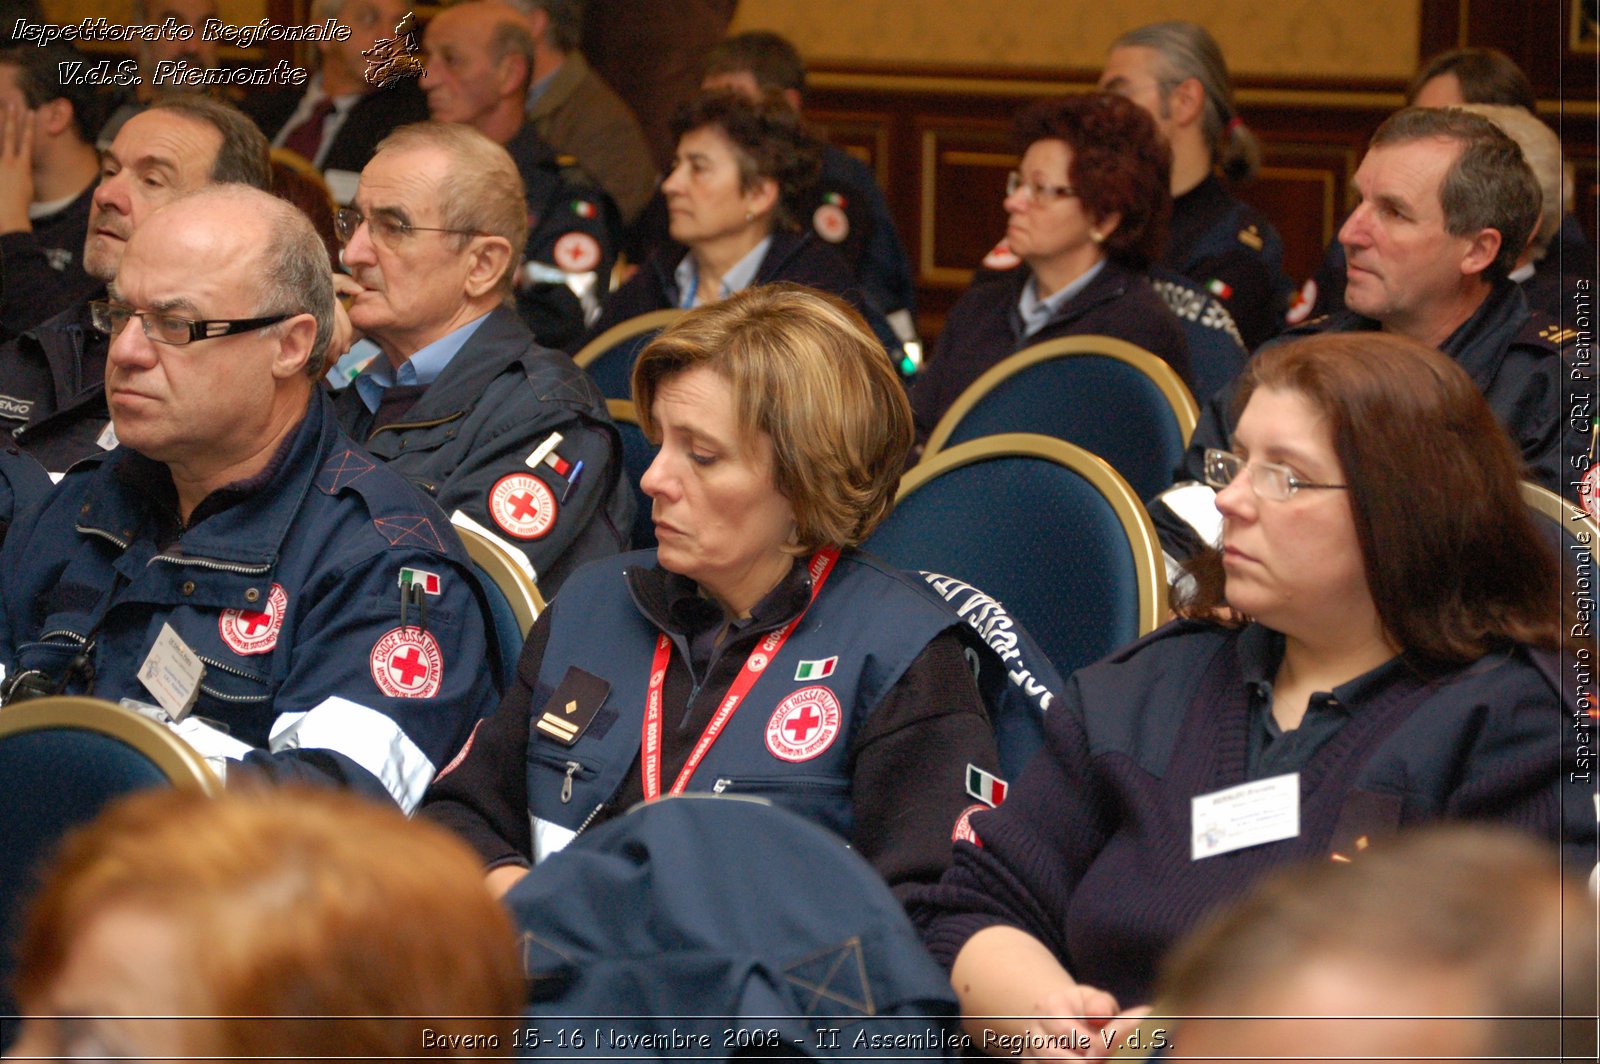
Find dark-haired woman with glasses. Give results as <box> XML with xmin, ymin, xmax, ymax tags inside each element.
<box><xmin>908</xmin><ymin>331</ymin><xmax>1590</xmax><ymax>1052</ymax></box>
<box><xmin>908</xmin><ymin>93</ymin><xmax>1192</xmax><ymax>443</ymax></box>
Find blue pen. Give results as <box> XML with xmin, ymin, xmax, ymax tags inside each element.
<box><xmin>561</xmin><ymin>459</ymin><xmax>585</xmax><ymax>502</ymax></box>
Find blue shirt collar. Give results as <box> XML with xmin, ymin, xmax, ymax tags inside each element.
<box><xmin>1017</xmin><ymin>259</ymin><xmax>1106</xmax><ymax>338</ymax></box>
<box><xmin>673</xmin><ymin>236</ymin><xmax>773</xmax><ymax>309</ymax></box>
<box><xmin>353</xmin><ymin>313</ymin><xmax>491</xmax><ymax>414</ymax></box>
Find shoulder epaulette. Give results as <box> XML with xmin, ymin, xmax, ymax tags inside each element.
<box><xmin>1519</xmin><ymin>312</ymin><xmax>1579</xmax><ymax>351</ymax></box>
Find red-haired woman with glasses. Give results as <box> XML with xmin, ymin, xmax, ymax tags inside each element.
<box><xmin>908</xmin><ymin>93</ymin><xmax>1192</xmax><ymax>443</ymax></box>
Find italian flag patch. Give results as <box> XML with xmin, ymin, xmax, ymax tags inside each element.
<box><xmin>398</xmin><ymin>568</ymin><xmax>441</xmax><ymax>595</ymax></box>
<box><xmin>793</xmin><ymin>656</ymin><xmax>837</xmax><ymax>681</ymax></box>
<box><xmin>966</xmin><ymin>763</ymin><xmax>1008</xmax><ymax>807</ymax></box>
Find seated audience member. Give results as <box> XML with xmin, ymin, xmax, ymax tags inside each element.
<box><xmin>1457</xmin><ymin>103</ymin><xmax>1590</xmax><ymax>323</ymax></box>
<box><xmin>699</xmin><ymin>31</ymin><xmax>917</xmax><ymax>342</ymax></box>
<box><xmin>0</xmin><ymin>45</ymin><xmax>105</xmax><ymax>342</ymax></box>
<box><xmin>421</xmin><ymin>285</ymin><xmax>999</xmax><ymax>898</ymax></box>
<box><xmin>8</xmin><ymin>787</ymin><xmax>523</xmax><ymax>1060</ymax></box>
<box><xmin>584</xmin><ymin>91</ymin><xmax>896</xmax><ymax>356</ymax></box>
<box><xmin>96</xmin><ymin>0</ymin><xmax>227</xmax><ymax>148</ymax></box>
<box><xmin>0</xmin><ymin>95</ymin><xmax>271</xmax><ymax>473</ymax></box>
<box><xmin>507</xmin><ymin>0</ymin><xmax>656</xmax><ymax>225</ymax></box>
<box><xmin>909</xmin><ymin>332</ymin><xmax>1591</xmax><ymax>1044</ymax></box>
<box><xmin>420</xmin><ymin>0</ymin><xmax>618</xmax><ymax>351</ymax></box>
<box><xmin>1301</xmin><ymin>47</ymin><xmax>1593</xmax><ymax>322</ymax></box>
<box><xmin>1158</xmin><ymin>106</ymin><xmax>1585</xmax><ymax>560</ymax></box>
<box><xmin>0</xmin><ymin>185</ymin><xmax>498</xmax><ymax>809</ymax></box>
<box><xmin>1092</xmin><ymin>22</ymin><xmax>1290</xmax><ymax>349</ymax></box>
<box><xmin>1157</xmin><ymin>826</ymin><xmax>1596</xmax><ymax>1062</ymax></box>
<box><xmin>330</xmin><ymin>122</ymin><xmax>631</xmax><ymax>594</ymax></box>
<box><xmin>241</xmin><ymin>0</ymin><xmax>429</xmax><ymax>204</ymax></box>
<box><xmin>910</xmin><ymin>93</ymin><xmax>1192</xmax><ymax>443</ymax></box>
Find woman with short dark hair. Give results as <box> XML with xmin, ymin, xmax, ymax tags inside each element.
<box><xmin>583</xmin><ymin>91</ymin><xmax>869</xmax><ymax>341</ymax></box>
<box><xmin>909</xmin><ymin>93</ymin><xmax>1192</xmax><ymax>442</ymax></box>
<box><xmin>908</xmin><ymin>331</ymin><xmax>1585</xmax><ymax>1050</ymax></box>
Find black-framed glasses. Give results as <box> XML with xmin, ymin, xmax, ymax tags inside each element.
<box><xmin>89</xmin><ymin>300</ymin><xmax>292</xmax><ymax>347</ymax></box>
<box><xmin>1203</xmin><ymin>448</ymin><xmax>1348</xmax><ymax>502</ymax></box>
<box><xmin>1006</xmin><ymin>171</ymin><xmax>1078</xmax><ymax>206</ymax></box>
<box><xmin>334</xmin><ymin>206</ymin><xmax>484</xmax><ymax>246</ymax></box>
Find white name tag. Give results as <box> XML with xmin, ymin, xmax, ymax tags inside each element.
<box><xmin>138</xmin><ymin>623</ymin><xmax>205</xmax><ymax>721</ymax></box>
<box><xmin>1191</xmin><ymin>772</ymin><xmax>1300</xmax><ymax>860</ymax></box>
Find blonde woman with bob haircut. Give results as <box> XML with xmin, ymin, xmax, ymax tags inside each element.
<box><xmin>8</xmin><ymin>787</ymin><xmax>524</xmax><ymax>1060</ymax></box>
<box><xmin>421</xmin><ymin>283</ymin><xmax>999</xmax><ymax>898</ymax></box>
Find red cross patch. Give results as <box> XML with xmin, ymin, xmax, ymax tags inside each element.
<box><xmin>488</xmin><ymin>472</ymin><xmax>558</xmax><ymax>539</ymax></box>
<box><xmin>764</xmin><ymin>685</ymin><xmax>842</xmax><ymax>763</ymax></box>
<box><xmin>952</xmin><ymin>803</ymin><xmax>987</xmax><ymax>846</ymax></box>
<box><xmin>981</xmin><ymin>238</ymin><xmax>1020</xmax><ymax>271</ymax></box>
<box><xmin>1582</xmin><ymin>465</ymin><xmax>1600</xmax><ymax>524</ymax></box>
<box><xmin>218</xmin><ymin>583</ymin><xmax>288</xmax><ymax>656</ymax></box>
<box><xmin>552</xmin><ymin>231</ymin><xmax>601</xmax><ymax>273</ymax></box>
<box><xmin>369</xmin><ymin>626</ymin><xmax>444</xmax><ymax>699</ymax></box>
<box><xmin>812</xmin><ymin>203</ymin><xmax>849</xmax><ymax>244</ymax></box>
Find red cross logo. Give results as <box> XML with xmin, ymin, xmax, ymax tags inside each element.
<box><xmin>764</xmin><ymin>686</ymin><xmax>842</xmax><ymax>763</ymax></box>
<box><xmin>389</xmin><ymin>646</ymin><xmax>429</xmax><ymax>687</ymax></box>
<box><xmin>783</xmin><ymin>705</ymin><xmax>822</xmax><ymax>742</ymax></box>
<box><xmin>218</xmin><ymin>584</ymin><xmax>288</xmax><ymax>656</ymax></box>
<box><xmin>508</xmin><ymin>492</ymin><xmax>540</xmax><ymax>521</ymax></box>
<box><xmin>489</xmin><ymin>473</ymin><xmax>558</xmax><ymax>540</ymax></box>
<box><xmin>370</xmin><ymin>627</ymin><xmax>444</xmax><ymax>699</ymax></box>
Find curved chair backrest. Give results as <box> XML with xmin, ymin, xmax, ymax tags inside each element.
<box><xmin>451</xmin><ymin>514</ymin><xmax>544</xmax><ymax>686</ymax></box>
<box><xmin>922</xmin><ymin>335</ymin><xmax>1199</xmax><ymax>501</ymax></box>
<box><xmin>0</xmin><ymin>696</ymin><xmax>219</xmax><ymax>1040</ymax></box>
<box><xmin>866</xmin><ymin>433</ymin><xmax>1164</xmax><ymax>683</ymax></box>
<box><xmin>1147</xmin><ymin>267</ymin><xmax>1250</xmax><ymax>405</ymax></box>
<box><xmin>607</xmin><ymin>399</ymin><xmax>659</xmax><ymax>550</ymax></box>
<box><xmin>1521</xmin><ymin>481</ymin><xmax>1597</xmax><ymax>579</ymax></box>
<box><xmin>572</xmin><ymin>309</ymin><xmax>684</xmax><ymax>400</ymax></box>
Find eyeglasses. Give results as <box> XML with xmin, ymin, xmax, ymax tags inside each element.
<box><xmin>1204</xmin><ymin>448</ymin><xmax>1348</xmax><ymax>502</ymax></box>
<box><xmin>89</xmin><ymin>300</ymin><xmax>292</xmax><ymax>347</ymax></box>
<box><xmin>1006</xmin><ymin>171</ymin><xmax>1078</xmax><ymax>206</ymax></box>
<box><xmin>334</xmin><ymin>207</ymin><xmax>484</xmax><ymax>246</ymax></box>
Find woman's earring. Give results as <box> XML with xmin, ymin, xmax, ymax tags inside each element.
<box><xmin>746</xmin><ymin>210</ymin><xmax>755</xmax><ymax>222</ymax></box>
<box><xmin>1089</xmin><ymin>230</ymin><xmax>1103</xmax><ymax>244</ymax></box>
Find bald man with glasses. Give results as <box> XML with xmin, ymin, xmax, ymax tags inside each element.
<box><xmin>0</xmin><ymin>184</ymin><xmax>500</xmax><ymax>811</ymax></box>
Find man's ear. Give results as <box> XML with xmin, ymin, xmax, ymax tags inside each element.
<box><xmin>463</xmin><ymin>235</ymin><xmax>515</xmax><ymax>299</ymax></box>
<box><xmin>271</xmin><ymin>313</ymin><xmax>319</xmax><ymax>380</ymax></box>
<box><xmin>1459</xmin><ymin>227</ymin><xmax>1503</xmax><ymax>280</ymax></box>
<box><xmin>36</xmin><ymin>97</ymin><xmax>74</xmax><ymax>139</ymax></box>
<box><xmin>1167</xmin><ymin>76</ymin><xmax>1205</xmax><ymax>128</ymax></box>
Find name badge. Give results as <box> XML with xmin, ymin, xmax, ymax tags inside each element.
<box><xmin>138</xmin><ymin>622</ymin><xmax>206</xmax><ymax>721</ymax></box>
<box><xmin>1191</xmin><ymin>772</ymin><xmax>1299</xmax><ymax>860</ymax></box>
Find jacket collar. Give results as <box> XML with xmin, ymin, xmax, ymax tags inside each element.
<box><xmin>1007</xmin><ymin>258</ymin><xmax>1137</xmax><ymax>342</ymax></box>
<box><xmin>527</xmin><ymin>53</ymin><xmax>590</xmax><ymax>123</ymax></box>
<box><xmin>78</xmin><ymin>390</ymin><xmax>333</xmax><ymax>567</ymax></box>
<box><xmin>367</xmin><ymin>306</ymin><xmax>531</xmax><ymax>428</ymax></box>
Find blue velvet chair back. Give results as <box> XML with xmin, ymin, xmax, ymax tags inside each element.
<box><xmin>866</xmin><ymin>434</ymin><xmax>1163</xmax><ymax>768</ymax></box>
<box><xmin>924</xmin><ymin>335</ymin><xmax>1197</xmax><ymax>502</ymax></box>
<box><xmin>0</xmin><ymin>698</ymin><xmax>217</xmax><ymax>1046</ymax></box>
<box><xmin>572</xmin><ymin>309</ymin><xmax>684</xmax><ymax>400</ymax></box>
<box><xmin>607</xmin><ymin>400</ymin><xmax>658</xmax><ymax>550</ymax></box>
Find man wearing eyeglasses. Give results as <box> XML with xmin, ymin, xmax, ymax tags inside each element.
<box><xmin>326</xmin><ymin>121</ymin><xmax>631</xmax><ymax>595</ymax></box>
<box><xmin>0</xmin><ymin>94</ymin><xmax>270</xmax><ymax>473</ymax></box>
<box><xmin>1153</xmin><ymin>107</ymin><xmax>1587</xmax><ymax>562</ymax></box>
<box><xmin>0</xmin><ymin>184</ymin><xmax>500</xmax><ymax>811</ymax></box>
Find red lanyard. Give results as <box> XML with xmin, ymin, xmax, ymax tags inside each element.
<box><xmin>641</xmin><ymin>547</ymin><xmax>840</xmax><ymax>800</ymax></box>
